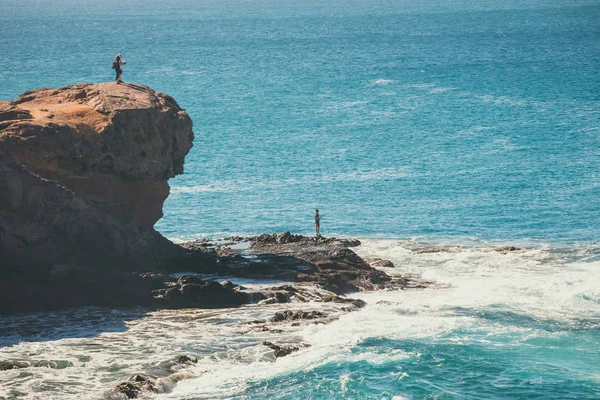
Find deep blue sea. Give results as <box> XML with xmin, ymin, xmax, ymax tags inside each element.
<box><xmin>1</xmin><ymin>1</ymin><xmax>599</xmax><ymax>399</ymax></box>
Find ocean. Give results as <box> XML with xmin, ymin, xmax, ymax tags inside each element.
<box><xmin>1</xmin><ymin>0</ymin><xmax>599</xmax><ymax>399</ymax></box>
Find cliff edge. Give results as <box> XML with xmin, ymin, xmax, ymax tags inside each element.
<box><xmin>0</xmin><ymin>82</ymin><xmax>194</xmax><ymax>273</ymax></box>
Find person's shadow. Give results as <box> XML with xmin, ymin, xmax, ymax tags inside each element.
<box><xmin>119</xmin><ymin>82</ymin><xmax>150</xmax><ymax>92</ymax></box>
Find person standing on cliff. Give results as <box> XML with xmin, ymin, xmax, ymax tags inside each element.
<box><xmin>314</xmin><ymin>209</ymin><xmax>322</xmax><ymax>237</ymax></box>
<box><xmin>112</xmin><ymin>54</ymin><xmax>126</xmax><ymax>83</ymax></box>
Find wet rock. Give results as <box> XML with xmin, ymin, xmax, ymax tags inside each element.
<box><xmin>180</xmin><ymin>280</ymin><xmax>247</xmax><ymax>307</ymax></box>
<box><xmin>224</xmin><ymin>236</ymin><xmax>245</xmax><ymax>242</ymax></box>
<box><xmin>322</xmin><ymin>295</ymin><xmax>367</xmax><ymax>309</ymax></box>
<box><xmin>176</xmin><ymin>355</ymin><xmax>197</xmax><ymax>365</ymax></box>
<box><xmin>263</xmin><ymin>341</ymin><xmax>304</xmax><ymax>358</ymax></box>
<box><xmin>0</xmin><ymin>361</ymin><xmax>29</xmax><ymax>371</ymax></box>
<box><xmin>257</xmin><ymin>297</ymin><xmax>279</xmax><ymax>306</ymax></box>
<box><xmin>221</xmin><ymin>280</ymin><xmax>236</xmax><ymax>289</ymax></box>
<box><xmin>116</xmin><ymin>382</ymin><xmax>142</xmax><ymax>399</ymax></box>
<box><xmin>31</xmin><ymin>360</ymin><xmax>74</xmax><ymax>369</ymax></box>
<box><xmin>369</xmin><ymin>258</ymin><xmax>395</xmax><ymax>269</ymax></box>
<box><xmin>139</xmin><ymin>272</ymin><xmax>174</xmax><ymax>290</ymax></box>
<box><xmin>151</xmin><ymin>275</ymin><xmax>250</xmax><ymax>308</ymax></box>
<box><xmin>115</xmin><ymin>374</ymin><xmax>158</xmax><ymax>399</ymax></box>
<box><xmin>337</xmin><ymin>238</ymin><xmax>361</xmax><ymax>247</ymax></box>
<box><xmin>178</xmin><ymin>232</ymin><xmax>412</xmax><ymax>298</ymax></box>
<box><xmin>270</xmin><ymin>310</ymin><xmax>327</xmax><ymax>323</ymax></box>
<box><xmin>415</xmin><ymin>247</ymin><xmax>461</xmax><ymax>254</ymax></box>
<box><xmin>491</xmin><ymin>246</ymin><xmax>522</xmax><ymax>254</ymax></box>
<box><xmin>152</xmin><ymin>286</ymin><xmax>182</xmax><ymax>302</ymax></box>
<box><xmin>247</xmin><ymin>319</ymin><xmax>267</xmax><ymax>324</ymax></box>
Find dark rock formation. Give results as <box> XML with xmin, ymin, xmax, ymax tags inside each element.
<box><xmin>0</xmin><ymin>360</ymin><xmax>73</xmax><ymax>370</ymax></box>
<box><xmin>263</xmin><ymin>341</ymin><xmax>306</xmax><ymax>358</ymax></box>
<box><xmin>115</xmin><ymin>374</ymin><xmax>158</xmax><ymax>399</ymax></box>
<box><xmin>151</xmin><ymin>275</ymin><xmax>249</xmax><ymax>308</ymax></box>
<box><xmin>177</xmin><ymin>233</ymin><xmax>402</xmax><ymax>296</ymax></box>
<box><xmin>0</xmin><ymin>84</ymin><xmax>411</xmax><ymax>315</ymax></box>
<box><xmin>112</xmin><ymin>355</ymin><xmax>199</xmax><ymax>398</ymax></box>
<box><xmin>270</xmin><ymin>310</ymin><xmax>327</xmax><ymax>323</ymax></box>
<box><xmin>175</xmin><ymin>355</ymin><xmax>197</xmax><ymax>365</ymax></box>
<box><xmin>369</xmin><ymin>258</ymin><xmax>396</xmax><ymax>269</ymax></box>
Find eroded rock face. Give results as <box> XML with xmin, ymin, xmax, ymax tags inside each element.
<box><xmin>0</xmin><ymin>82</ymin><xmax>194</xmax><ymax>273</ymax></box>
<box><xmin>0</xmin><ymin>82</ymin><xmax>193</xmax><ymax>228</ymax></box>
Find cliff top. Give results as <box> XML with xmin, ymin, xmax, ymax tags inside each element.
<box><xmin>2</xmin><ymin>82</ymin><xmax>182</xmax><ymax>132</ymax></box>
<box><xmin>0</xmin><ymin>82</ymin><xmax>194</xmax><ymax>182</ymax></box>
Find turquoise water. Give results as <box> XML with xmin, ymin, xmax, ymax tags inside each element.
<box><xmin>1</xmin><ymin>1</ymin><xmax>599</xmax><ymax>399</ymax></box>
<box><xmin>2</xmin><ymin>0</ymin><xmax>599</xmax><ymax>243</ymax></box>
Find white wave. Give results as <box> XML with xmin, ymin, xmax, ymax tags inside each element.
<box><xmin>402</xmin><ymin>83</ymin><xmax>435</xmax><ymax>89</ymax></box>
<box><xmin>457</xmin><ymin>125</ymin><xmax>497</xmax><ymax>136</ymax></box>
<box><xmin>168</xmin><ymin>167</ymin><xmax>410</xmax><ymax>198</ymax></box>
<box><xmin>371</xmin><ymin>79</ymin><xmax>395</xmax><ymax>85</ymax></box>
<box><xmin>2</xmin><ymin>240</ymin><xmax>598</xmax><ymax>399</ymax></box>
<box><xmin>354</xmin><ymin>239</ymin><xmax>600</xmax><ymax>326</ymax></box>
<box><xmin>181</xmin><ymin>71</ymin><xmax>204</xmax><ymax>75</ymax></box>
<box><xmin>170</xmin><ymin>183</ymin><xmax>235</xmax><ymax>194</ymax></box>
<box><xmin>401</xmin><ymin>82</ymin><xmax>456</xmax><ymax>95</ymax></box>
<box><xmin>428</xmin><ymin>87</ymin><xmax>456</xmax><ymax>94</ymax></box>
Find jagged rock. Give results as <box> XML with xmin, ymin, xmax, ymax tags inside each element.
<box><xmin>490</xmin><ymin>246</ymin><xmax>522</xmax><ymax>254</ymax></box>
<box><xmin>1</xmin><ymin>83</ymin><xmax>193</xmax><ymax>230</ymax></box>
<box><xmin>0</xmin><ymin>361</ymin><xmax>29</xmax><ymax>371</ymax></box>
<box><xmin>270</xmin><ymin>310</ymin><xmax>327</xmax><ymax>323</ymax></box>
<box><xmin>139</xmin><ymin>272</ymin><xmax>174</xmax><ymax>290</ymax></box>
<box><xmin>151</xmin><ymin>275</ymin><xmax>249</xmax><ymax>308</ymax></box>
<box><xmin>116</xmin><ymin>382</ymin><xmax>142</xmax><ymax>399</ymax></box>
<box><xmin>180</xmin><ymin>280</ymin><xmax>247</xmax><ymax>307</ymax></box>
<box><xmin>252</xmin><ymin>231</ymin><xmax>307</xmax><ymax>245</ymax></box>
<box><xmin>175</xmin><ymin>355</ymin><xmax>197</xmax><ymax>365</ymax></box>
<box><xmin>338</xmin><ymin>238</ymin><xmax>361</xmax><ymax>247</ymax></box>
<box><xmin>369</xmin><ymin>258</ymin><xmax>395</xmax><ymax>269</ymax></box>
<box><xmin>415</xmin><ymin>247</ymin><xmax>461</xmax><ymax>254</ymax></box>
<box><xmin>0</xmin><ymin>101</ymin><xmax>32</xmax><ymax>122</ymax></box>
<box><xmin>114</xmin><ymin>374</ymin><xmax>158</xmax><ymax>399</ymax></box>
<box><xmin>263</xmin><ymin>341</ymin><xmax>304</xmax><ymax>358</ymax></box>
<box><xmin>322</xmin><ymin>295</ymin><xmax>367</xmax><ymax>309</ymax></box>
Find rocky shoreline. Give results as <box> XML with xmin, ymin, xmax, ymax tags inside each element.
<box><xmin>1</xmin><ymin>228</ymin><xmax>421</xmax><ymax>398</ymax></box>
<box><xmin>0</xmin><ymin>83</ymin><xmax>420</xmax><ymax>397</ymax></box>
<box><xmin>102</xmin><ymin>232</ymin><xmax>421</xmax><ymax>399</ymax></box>
<box><xmin>0</xmin><ymin>231</ymin><xmax>415</xmax><ymax>313</ymax></box>
<box><xmin>0</xmin><ymin>82</ymin><xmax>416</xmax><ymax>315</ymax></box>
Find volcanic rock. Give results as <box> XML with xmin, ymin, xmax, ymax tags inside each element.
<box><xmin>270</xmin><ymin>310</ymin><xmax>327</xmax><ymax>323</ymax></box>
<box><xmin>263</xmin><ymin>341</ymin><xmax>302</xmax><ymax>358</ymax></box>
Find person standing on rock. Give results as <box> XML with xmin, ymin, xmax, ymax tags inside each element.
<box><xmin>112</xmin><ymin>54</ymin><xmax>126</xmax><ymax>83</ymax></box>
<box><xmin>314</xmin><ymin>209</ymin><xmax>322</xmax><ymax>237</ymax></box>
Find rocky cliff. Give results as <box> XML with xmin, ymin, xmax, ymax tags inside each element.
<box><xmin>0</xmin><ymin>83</ymin><xmax>404</xmax><ymax>315</ymax></box>
<box><xmin>0</xmin><ymin>82</ymin><xmax>194</xmax><ymax>273</ymax></box>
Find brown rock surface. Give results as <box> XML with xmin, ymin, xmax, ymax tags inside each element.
<box><xmin>0</xmin><ymin>82</ymin><xmax>193</xmax><ymax>228</ymax></box>
<box><xmin>0</xmin><ymin>82</ymin><xmax>194</xmax><ymax>275</ymax></box>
